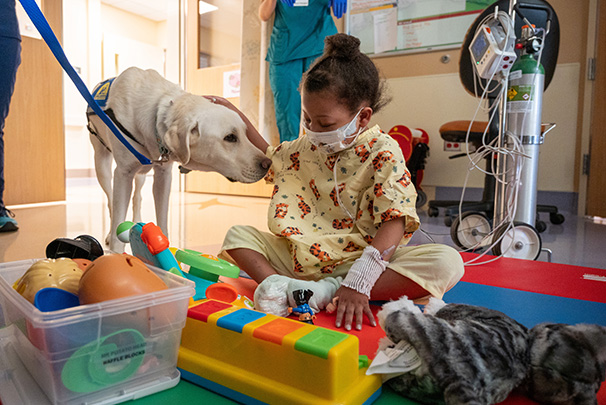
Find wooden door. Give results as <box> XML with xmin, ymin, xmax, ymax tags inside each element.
<box><xmin>586</xmin><ymin>0</ymin><xmax>606</xmax><ymax>217</ymax></box>
<box><xmin>4</xmin><ymin>0</ymin><xmax>65</xmax><ymax>205</ymax></box>
<box><xmin>184</xmin><ymin>0</ymin><xmax>273</xmax><ymax>198</ymax></box>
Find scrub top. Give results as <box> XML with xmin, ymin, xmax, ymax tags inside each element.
<box><xmin>266</xmin><ymin>0</ymin><xmax>337</xmax><ymax>64</ymax></box>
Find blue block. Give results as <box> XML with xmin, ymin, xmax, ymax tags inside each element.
<box><xmin>179</xmin><ymin>368</ymin><xmax>265</xmax><ymax>405</ymax></box>
<box><xmin>183</xmin><ymin>272</ymin><xmax>214</xmax><ymax>301</ymax></box>
<box><xmin>216</xmin><ymin>309</ymin><xmax>266</xmax><ymax>333</ymax></box>
<box><xmin>445</xmin><ymin>281</ymin><xmax>606</xmax><ymax>328</ymax></box>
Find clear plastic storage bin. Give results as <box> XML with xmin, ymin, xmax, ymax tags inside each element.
<box><xmin>0</xmin><ymin>258</ymin><xmax>194</xmax><ymax>405</ymax></box>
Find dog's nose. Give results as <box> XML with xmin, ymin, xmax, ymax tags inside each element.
<box><xmin>260</xmin><ymin>157</ymin><xmax>272</xmax><ymax>170</ymax></box>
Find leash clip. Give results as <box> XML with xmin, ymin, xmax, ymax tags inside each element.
<box><xmin>152</xmin><ymin>153</ymin><xmax>171</xmax><ymax>164</ymax></box>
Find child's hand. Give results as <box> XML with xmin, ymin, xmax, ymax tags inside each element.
<box><xmin>204</xmin><ymin>95</ymin><xmax>234</xmax><ymax>110</ymax></box>
<box><xmin>333</xmin><ymin>286</ymin><xmax>376</xmax><ymax>331</ymax></box>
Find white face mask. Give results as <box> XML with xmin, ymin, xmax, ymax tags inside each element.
<box><xmin>303</xmin><ymin>109</ymin><xmax>363</xmax><ymax>154</ymax></box>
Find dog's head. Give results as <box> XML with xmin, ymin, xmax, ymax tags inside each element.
<box><xmin>163</xmin><ymin>95</ymin><xmax>271</xmax><ymax>183</ymax></box>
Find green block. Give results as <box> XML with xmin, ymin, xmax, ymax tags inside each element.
<box><xmin>294</xmin><ymin>328</ymin><xmax>348</xmax><ymax>359</ymax></box>
<box><xmin>358</xmin><ymin>355</ymin><xmax>369</xmax><ymax>369</ymax></box>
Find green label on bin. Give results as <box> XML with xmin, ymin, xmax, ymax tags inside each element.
<box><xmin>61</xmin><ymin>329</ymin><xmax>146</xmax><ymax>393</ymax></box>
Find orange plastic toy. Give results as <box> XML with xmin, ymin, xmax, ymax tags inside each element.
<box><xmin>78</xmin><ymin>254</ymin><xmax>168</xmax><ymax>304</ymax></box>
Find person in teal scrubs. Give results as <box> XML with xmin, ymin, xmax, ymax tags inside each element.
<box><xmin>259</xmin><ymin>0</ymin><xmax>345</xmax><ymax>143</ymax></box>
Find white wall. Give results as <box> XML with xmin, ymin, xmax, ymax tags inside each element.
<box><xmin>63</xmin><ymin>1</ymin><xmax>180</xmax><ymax>177</ymax></box>
<box><xmin>63</xmin><ymin>0</ymin><xmax>96</xmax><ymax>176</ymax></box>
<box><xmin>373</xmin><ymin>63</ymin><xmax>580</xmax><ymax>192</ymax></box>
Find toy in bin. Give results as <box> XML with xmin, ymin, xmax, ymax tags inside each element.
<box><xmin>13</xmin><ymin>257</ymin><xmax>82</xmax><ymax>305</ymax></box>
<box><xmin>388</xmin><ymin>125</ymin><xmax>430</xmax><ymax>208</ymax></box>
<box><xmin>0</xmin><ymin>253</ymin><xmax>193</xmax><ymax>404</ymax></box>
<box><xmin>78</xmin><ymin>254</ymin><xmax>168</xmax><ymax>304</ymax></box>
<box><xmin>13</xmin><ymin>235</ymin><xmax>170</xmax><ymax>312</ymax></box>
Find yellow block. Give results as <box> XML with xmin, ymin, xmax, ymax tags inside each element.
<box><xmin>178</xmin><ymin>300</ymin><xmax>382</xmax><ymax>404</ymax></box>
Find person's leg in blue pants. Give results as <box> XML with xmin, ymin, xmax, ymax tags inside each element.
<box><xmin>0</xmin><ymin>34</ymin><xmax>21</xmax><ymax>232</ymax></box>
<box><xmin>269</xmin><ymin>54</ymin><xmax>321</xmax><ymax>143</ymax></box>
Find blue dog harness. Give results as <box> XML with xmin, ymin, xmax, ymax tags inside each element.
<box><xmin>92</xmin><ymin>77</ymin><xmax>115</xmax><ymax>108</ymax></box>
<box><xmin>86</xmin><ymin>77</ymin><xmax>170</xmax><ymax>162</ymax></box>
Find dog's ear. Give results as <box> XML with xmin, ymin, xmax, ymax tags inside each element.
<box><xmin>164</xmin><ymin>124</ymin><xmax>192</xmax><ymax>164</ymax></box>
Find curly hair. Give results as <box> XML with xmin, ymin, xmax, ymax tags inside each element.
<box><xmin>301</xmin><ymin>33</ymin><xmax>390</xmax><ymax>114</ymax></box>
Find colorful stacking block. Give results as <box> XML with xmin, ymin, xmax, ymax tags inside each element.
<box><xmin>178</xmin><ymin>299</ymin><xmax>382</xmax><ymax>404</ymax></box>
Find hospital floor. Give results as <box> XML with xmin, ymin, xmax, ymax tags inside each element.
<box><xmin>1</xmin><ymin>176</ymin><xmax>605</xmax><ymax>270</ymax></box>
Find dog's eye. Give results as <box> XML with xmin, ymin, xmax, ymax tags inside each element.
<box><xmin>224</xmin><ymin>134</ymin><xmax>238</xmax><ymax>143</ymax></box>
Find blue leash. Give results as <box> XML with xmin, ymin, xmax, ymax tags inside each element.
<box><xmin>18</xmin><ymin>0</ymin><xmax>152</xmax><ymax>165</ymax></box>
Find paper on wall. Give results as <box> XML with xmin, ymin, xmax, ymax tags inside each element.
<box><xmin>373</xmin><ymin>6</ymin><xmax>397</xmax><ymax>54</ymax></box>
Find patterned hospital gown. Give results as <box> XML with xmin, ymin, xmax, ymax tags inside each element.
<box><xmin>265</xmin><ymin>125</ymin><xmax>420</xmax><ymax>277</ymax></box>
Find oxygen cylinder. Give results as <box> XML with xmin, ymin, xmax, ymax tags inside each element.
<box><xmin>506</xmin><ymin>28</ymin><xmax>545</xmax><ymax>227</ymax></box>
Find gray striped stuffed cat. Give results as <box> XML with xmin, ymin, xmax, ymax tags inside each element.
<box><xmin>378</xmin><ymin>297</ymin><xmax>606</xmax><ymax>405</ymax></box>
<box><xmin>525</xmin><ymin>322</ymin><xmax>606</xmax><ymax>404</ymax></box>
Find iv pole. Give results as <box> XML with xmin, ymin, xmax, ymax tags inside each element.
<box><xmin>493</xmin><ymin>0</ymin><xmax>518</xmax><ymax>228</ymax></box>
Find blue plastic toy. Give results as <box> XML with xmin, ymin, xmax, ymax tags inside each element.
<box><xmin>34</xmin><ymin>287</ymin><xmax>80</xmax><ymax>312</ymax></box>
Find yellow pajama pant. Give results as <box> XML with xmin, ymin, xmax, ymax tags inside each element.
<box><xmin>219</xmin><ymin>225</ymin><xmax>464</xmax><ymax>301</ymax></box>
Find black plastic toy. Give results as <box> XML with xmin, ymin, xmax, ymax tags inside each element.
<box><xmin>46</xmin><ymin>235</ymin><xmax>104</xmax><ymax>261</ymax></box>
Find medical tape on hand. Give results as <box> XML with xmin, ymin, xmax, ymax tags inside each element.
<box><xmin>342</xmin><ymin>245</ymin><xmax>389</xmax><ymax>298</ymax></box>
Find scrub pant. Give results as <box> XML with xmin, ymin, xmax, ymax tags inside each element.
<box><xmin>0</xmin><ymin>36</ymin><xmax>21</xmax><ymax>210</ymax></box>
<box><xmin>219</xmin><ymin>225</ymin><xmax>465</xmax><ymax>303</ymax></box>
<box><xmin>269</xmin><ymin>55</ymin><xmax>320</xmax><ymax>143</ymax></box>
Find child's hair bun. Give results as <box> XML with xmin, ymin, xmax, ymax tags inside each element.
<box><xmin>324</xmin><ymin>33</ymin><xmax>361</xmax><ymax>59</ymax></box>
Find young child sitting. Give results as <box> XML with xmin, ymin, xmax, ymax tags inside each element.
<box><xmin>210</xmin><ymin>33</ymin><xmax>464</xmax><ymax>331</ymax></box>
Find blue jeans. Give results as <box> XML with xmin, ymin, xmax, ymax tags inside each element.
<box><xmin>269</xmin><ymin>55</ymin><xmax>320</xmax><ymax>143</ymax></box>
<box><xmin>0</xmin><ymin>36</ymin><xmax>21</xmax><ymax>210</ymax></box>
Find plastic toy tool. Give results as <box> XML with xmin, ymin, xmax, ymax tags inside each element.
<box><xmin>176</xmin><ymin>249</ymin><xmax>240</xmax><ymax>301</ymax></box>
<box><xmin>119</xmin><ymin>221</ymin><xmax>184</xmax><ymax>277</ymax></box>
<box><xmin>119</xmin><ymin>221</ymin><xmax>242</xmax><ymax>301</ymax></box>
<box><xmin>140</xmin><ymin>223</ymin><xmax>182</xmax><ymax>275</ymax></box>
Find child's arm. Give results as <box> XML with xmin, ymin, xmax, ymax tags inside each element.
<box><xmin>204</xmin><ymin>96</ymin><xmax>270</xmax><ymax>154</ymax></box>
<box><xmin>333</xmin><ymin>217</ymin><xmax>406</xmax><ymax>331</ymax></box>
<box><xmin>365</xmin><ymin>216</ymin><xmax>405</xmax><ymax>261</ymax></box>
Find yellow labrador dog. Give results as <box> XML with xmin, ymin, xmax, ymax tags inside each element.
<box><xmin>87</xmin><ymin>67</ymin><xmax>271</xmax><ymax>251</ymax></box>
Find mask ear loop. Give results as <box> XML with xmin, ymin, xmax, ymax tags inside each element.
<box><xmin>333</xmin><ymin>156</ymin><xmax>356</xmax><ymax>221</ymax></box>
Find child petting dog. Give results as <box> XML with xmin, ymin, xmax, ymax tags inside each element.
<box><xmin>210</xmin><ymin>34</ymin><xmax>464</xmax><ymax>331</ymax></box>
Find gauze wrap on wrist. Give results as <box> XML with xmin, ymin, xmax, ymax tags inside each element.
<box><xmin>342</xmin><ymin>245</ymin><xmax>389</xmax><ymax>298</ymax></box>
